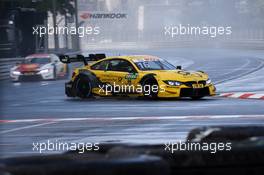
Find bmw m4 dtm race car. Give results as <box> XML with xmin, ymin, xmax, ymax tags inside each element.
<box><xmin>10</xmin><ymin>54</ymin><xmax>68</xmax><ymax>81</ymax></box>
<box><xmin>59</xmin><ymin>54</ymin><xmax>216</xmax><ymax>99</ymax></box>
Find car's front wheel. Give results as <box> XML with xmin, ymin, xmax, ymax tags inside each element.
<box><xmin>74</xmin><ymin>75</ymin><xmax>93</xmax><ymax>99</ymax></box>
<box><xmin>141</xmin><ymin>78</ymin><xmax>159</xmax><ymax>99</ymax></box>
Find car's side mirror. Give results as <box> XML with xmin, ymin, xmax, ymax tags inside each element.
<box><xmin>176</xmin><ymin>66</ymin><xmax>182</xmax><ymax>70</ymax></box>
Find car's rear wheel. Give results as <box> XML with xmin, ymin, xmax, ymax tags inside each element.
<box><xmin>74</xmin><ymin>75</ymin><xmax>92</xmax><ymax>99</ymax></box>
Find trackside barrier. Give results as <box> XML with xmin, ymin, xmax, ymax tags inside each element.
<box><xmin>0</xmin><ymin>57</ymin><xmax>24</xmax><ymax>81</ymax></box>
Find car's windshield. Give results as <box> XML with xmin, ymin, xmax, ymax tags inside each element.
<box><xmin>133</xmin><ymin>59</ymin><xmax>176</xmax><ymax>70</ymax></box>
<box><xmin>24</xmin><ymin>57</ymin><xmax>51</xmax><ymax>64</ymax></box>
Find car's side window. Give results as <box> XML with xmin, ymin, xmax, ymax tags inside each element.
<box><xmin>108</xmin><ymin>59</ymin><xmax>136</xmax><ymax>72</ymax></box>
<box><xmin>91</xmin><ymin>60</ymin><xmax>109</xmax><ymax>70</ymax></box>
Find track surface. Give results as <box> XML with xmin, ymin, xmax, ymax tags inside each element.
<box><xmin>1</xmin><ymin>48</ymin><xmax>264</xmax><ymax>158</ymax></box>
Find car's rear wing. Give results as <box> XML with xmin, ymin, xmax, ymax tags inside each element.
<box><xmin>59</xmin><ymin>54</ymin><xmax>106</xmax><ymax>65</ymax></box>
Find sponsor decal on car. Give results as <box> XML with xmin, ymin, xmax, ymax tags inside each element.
<box><xmin>125</xmin><ymin>73</ymin><xmax>138</xmax><ymax>80</ymax></box>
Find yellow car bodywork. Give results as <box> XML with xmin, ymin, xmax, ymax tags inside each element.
<box><xmin>68</xmin><ymin>55</ymin><xmax>216</xmax><ymax>98</ymax></box>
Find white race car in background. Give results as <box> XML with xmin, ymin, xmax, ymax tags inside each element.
<box><xmin>10</xmin><ymin>53</ymin><xmax>68</xmax><ymax>81</ymax></box>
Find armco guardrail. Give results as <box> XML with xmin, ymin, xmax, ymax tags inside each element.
<box><xmin>0</xmin><ymin>57</ymin><xmax>24</xmax><ymax>80</ymax></box>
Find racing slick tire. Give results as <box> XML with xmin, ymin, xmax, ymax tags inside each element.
<box><xmin>141</xmin><ymin>77</ymin><xmax>159</xmax><ymax>99</ymax></box>
<box><xmin>74</xmin><ymin>74</ymin><xmax>93</xmax><ymax>99</ymax></box>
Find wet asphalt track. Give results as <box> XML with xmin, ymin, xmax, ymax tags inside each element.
<box><xmin>1</xmin><ymin>48</ymin><xmax>264</xmax><ymax>157</ymax></box>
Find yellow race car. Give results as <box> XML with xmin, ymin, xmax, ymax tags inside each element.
<box><xmin>59</xmin><ymin>54</ymin><xmax>216</xmax><ymax>99</ymax></box>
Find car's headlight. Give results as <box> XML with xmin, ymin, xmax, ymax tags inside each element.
<box><xmin>39</xmin><ymin>69</ymin><xmax>50</xmax><ymax>74</ymax></box>
<box><xmin>206</xmin><ymin>79</ymin><xmax>212</xmax><ymax>84</ymax></box>
<box><xmin>12</xmin><ymin>71</ymin><xmax>21</xmax><ymax>75</ymax></box>
<box><xmin>164</xmin><ymin>80</ymin><xmax>182</xmax><ymax>86</ymax></box>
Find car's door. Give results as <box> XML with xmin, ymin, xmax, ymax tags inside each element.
<box><xmin>106</xmin><ymin>59</ymin><xmax>139</xmax><ymax>93</ymax></box>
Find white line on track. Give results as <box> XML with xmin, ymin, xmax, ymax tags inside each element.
<box><xmin>1</xmin><ymin>115</ymin><xmax>264</xmax><ymax>124</ymax></box>
<box><xmin>0</xmin><ymin>121</ymin><xmax>56</xmax><ymax>134</ymax></box>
